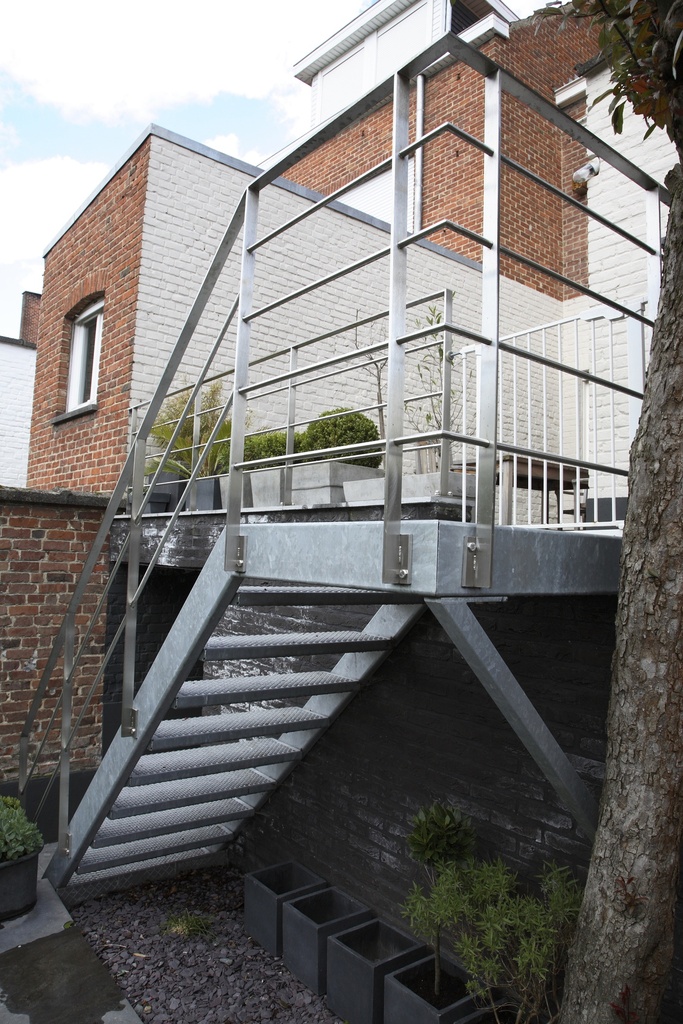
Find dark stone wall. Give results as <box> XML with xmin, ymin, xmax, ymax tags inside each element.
<box><xmin>229</xmin><ymin>595</ymin><xmax>616</xmax><ymax>912</ymax></box>
<box><xmin>103</xmin><ymin>564</ymin><xmax>201</xmax><ymax>747</ymax></box>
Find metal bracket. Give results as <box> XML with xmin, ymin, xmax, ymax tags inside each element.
<box><xmin>122</xmin><ymin>706</ymin><xmax>138</xmax><ymax>739</ymax></box>
<box><xmin>461</xmin><ymin>533</ymin><xmax>492</xmax><ymax>588</ymax></box>
<box><xmin>226</xmin><ymin>535</ymin><xmax>248</xmax><ymax>574</ymax></box>
<box><xmin>59</xmin><ymin>830</ymin><xmax>71</xmax><ymax>857</ymax></box>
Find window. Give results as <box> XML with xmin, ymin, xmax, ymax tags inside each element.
<box><xmin>66</xmin><ymin>300</ymin><xmax>103</xmax><ymax>411</ymax></box>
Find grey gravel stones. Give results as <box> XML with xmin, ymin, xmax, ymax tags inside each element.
<box><xmin>71</xmin><ymin>865</ymin><xmax>342</xmax><ymax>1024</ymax></box>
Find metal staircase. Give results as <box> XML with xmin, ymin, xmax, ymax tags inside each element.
<box><xmin>46</xmin><ymin>539</ymin><xmax>424</xmax><ymax>889</ymax></box>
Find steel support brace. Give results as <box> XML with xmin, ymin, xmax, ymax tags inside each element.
<box><xmin>121</xmin><ymin>437</ymin><xmax>146</xmax><ymax>737</ymax></box>
<box><xmin>383</xmin><ymin>70</ymin><xmax>412</xmax><ymax>586</ymax></box>
<box><xmin>426</xmin><ymin>598</ymin><xmax>598</xmax><ymax>840</ymax></box>
<box><xmin>225</xmin><ymin>187</ymin><xmax>259</xmax><ymax>573</ymax></box>
<box><xmin>466</xmin><ymin>71</ymin><xmax>502</xmax><ymax>589</ymax></box>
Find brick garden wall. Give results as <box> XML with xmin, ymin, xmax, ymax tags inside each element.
<box><xmin>27</xmin><ymin>140</ymin><xmax>150</xmax><ymax>493</ymax></box>
<box><xmin>0</xmin><ymin>487</ymin><xmax>109</xmax><ymax>783</ymax></box>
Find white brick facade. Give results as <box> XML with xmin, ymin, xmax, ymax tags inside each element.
<box><xmin>0</xmin><ymin>339</ymin><xmax>36</xmax><ymax>486</ymax></box>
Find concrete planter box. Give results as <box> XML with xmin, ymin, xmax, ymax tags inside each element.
<box><xmin>384</xmin><ymin>956</ymin><xmax>480</xmax><ymax>1024</ymax></box>
<box><xmin>326</xmin><ymin>919</ymin><xmax>428</xmax><ymax>1024</ymax></box>
<box><xmin>244</xmin><ymin>861</ymin><xmax>327</xmax><ymax>956</ymax></box>
<box><xmin>282</xmin><ymin>886</ymin><xmax>374</xmax><ymax>995</ymax></box>
<box><xmin>0</xmin><ymin>849</ymin><xmax>41</xmax><ymax>922</ymax></box>
<box><xmin>250</xmin><ymin>463</ymin><xmax>383</xmax><ymax>507</ymax></box>
<box><xmin>343</xmin><ymin>471</ymin><xmax>475</xmax><ymax>504</ymax></box>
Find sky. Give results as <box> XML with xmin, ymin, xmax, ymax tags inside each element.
<box><xmin>0</xmin><ymin>0</ymin><xmax>540</xmax><ymax>338</ymax></box>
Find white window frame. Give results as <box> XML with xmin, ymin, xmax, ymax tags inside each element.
<box><xmin>66</xmin><ymin>300</ymin><xmax>103</xmax><ymax>411</ymax></box>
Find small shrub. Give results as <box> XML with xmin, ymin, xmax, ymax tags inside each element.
<box><xmin>437</xmin><ymin>858</ymin><xmax>583</xmax><ymax>1024</ymax></box>
<box><xmin>162</xmin><ymin>909</ymin><xmax>214</xmax><ymax>939</ymax></box>
<box><xmin>303</xmin><ymin>408</ymin><xmax>382</xmax><ymax>468</ymax></box>
<box><xmin>0</xmin><ymin>796</ymin><xmax>43</xmax><ymax>862</ymax></box>
<box><xmin>244</xmin><ymin>430</ymin><xmax>306</xmax><ymax>465</ymax></box>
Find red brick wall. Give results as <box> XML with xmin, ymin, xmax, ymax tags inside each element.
<box><xmin>27</xmin><ymin>139</ymin><xmax>151</xmax><ymax>493</ymax></box>
<box><xmin>287</xmin><ymin>17</ymin><xmax>597</xmax><ymax>298</ymax></box>
<box><xmin>0</xmin><ymin>488</ymin><xmax>109</xmax><ymax>782</ymax></box>
<box><xmin>19</xmin><ymin>292</ymin><xmax>41</xmax><ymax>347</ymax></box>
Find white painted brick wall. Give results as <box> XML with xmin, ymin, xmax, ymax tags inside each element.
<box><xmin>133</xmin><ymin>134</ymin><xmax>561</xmax><ymax>464</ymax></box>
<box><xmin>0</xmin><ymin>341</ymin><xmax>36</xmax><ymax>486</ymax></box>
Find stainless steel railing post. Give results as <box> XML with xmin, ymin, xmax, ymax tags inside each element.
<box><xmin>225</xmin><ymin>186</ymin><xmax>259</xmax><ymax>573</ymax></box>
<box><xmin>382</xmin><ymin>70</ymin><xmax>411</xmax><ymax>585</ymax></box>
<box><xmin>464</xmin><ymin>69</ymin><xmax>501</xmax><ymax>588</ymax></box>
<box><xmin>121</xmin><ymin>436</ymin><xmax>146</xmax><ymax>736</ymax></box>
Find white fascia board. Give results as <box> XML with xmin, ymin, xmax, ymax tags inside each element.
<box><xmin>459</xmin><ymin>12</ymin><xmax>510</xmax><ymax>45</ymax></box>
<box><xmin>555</xmin><ymin>76</ymin><xmax>587</xmax><ymax>108</ymax></box>
<box><xmin>479</xmin><ymin>0</ymin><xmax>518</xmax><ymax>23</ymax></box>
<box><xmin>295</xmin><ymin>0</ymin><xmax>424</xmax><ymax>84</ymax></box>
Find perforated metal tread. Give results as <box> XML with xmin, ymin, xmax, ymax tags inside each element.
<box><xmin>110</xmin><ymin>768</ymin><xmax>274</xmax><ymax>818</ymax></box>
<box><xmin>204</xmin><ymin>630</ymin><xmax>391</xmax><ymax>660</ymax></box>
<box><xmin>149</xmin><ymin>707</ymin><xmax>328</xmax><ymax>752</ymax></box>
<box><xmin>129</xmin><ymin>738</ymin><xmax>301</xmax><ymax>786</ymax></box>
<box><xmin>78</xmin><ymin>826</ymin><xmax>232</xmax><ymax>873</ymax></box>
<box><xmin>235</xmin><ymin>586</ymin><xmax>420</xmax><ymax>606</ymax></box>
<box><xmin>93</xmin><ymin>798</ymin><xmax>252</xmax><ymax>847</ymax></box>
<box><xmin>174</xmin><ymin>670</ymin><xmax>356</xmax><ymax>708</ymax></box>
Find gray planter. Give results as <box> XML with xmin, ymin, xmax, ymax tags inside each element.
<box><xmin>0</xmin><ymin>848</ymin><xmax>41</xmax><ymax>922</ymax></box>
<box><xmin>326</xmin><ymin>919</ymin><xmax>429</xmax><ymax>1024</ymax></box>
<box><xmin>344</xmin><ymin>471</ymin><xmax>476</xmax><ymax>504</ymax></box>
<box><xmin>250</xmin><ymin>463</ymin><xmax>383</xmax><ymax>507</ymax></box>
<box><xmin>244</xmin><ymin>861</ymin><xmax>326</xmax><ymax>956</ymax></box>
<box><xmin>384</xmin><ymin>955</ymin><xmax>479</xmax><ymax>1024</ymax></box>
<box><xmin>282</xmin><ymin>886</ymin><xmax>374</xmax><ymax>995</ymax></box>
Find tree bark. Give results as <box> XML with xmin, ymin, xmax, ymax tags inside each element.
<box><xmin>560</xmin><ymin>165</ymin><xmax>683</xmax><ymax>1024</ymax></box>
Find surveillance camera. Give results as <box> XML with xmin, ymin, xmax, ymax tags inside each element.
<box><xmin>572</xmin><ymin>157</ymin><xmax>600</xmax><ymax>185</ymax></box>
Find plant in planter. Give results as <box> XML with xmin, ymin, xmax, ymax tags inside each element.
<box><xmin>148</xmin><ymin>380</ymin><xmax>234</xmax><ymax>479</ymax></box>
<box><xmin>437</xmin><ymin>857</ymin><xmax>583</xmax><ymax>1024</ymax></box>
<box><xmin>401</xmin><ymin>803</ymin><xmax>476</xmax><ymax>1003</ymax></box>
<box><xmin>0</xmin><ymin>796</ymin><xmax>44</xmax><ymax>921</ymax></box>
<box><xmin>304</xmin><ymin>408</ymin><xmax>382</xmax><ymax>468</ymax></box>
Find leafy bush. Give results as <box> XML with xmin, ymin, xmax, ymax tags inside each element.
<box><xmin>0</xmin><ymin>796</ymin><xmax>43</xmax><ymax>862</ymax></box>
<box><xmin>303</xmin><ymin>408</ymin><xmax>382</xmax><ymax>468</ymax></box>
<box><xmin>243</xmin><ymin>429</ymin><xmax>306</xmax><ymax>465</ymax></box>
<box><xmin>148</xmin><ymin>381</ymin><xmax>232</xmax><ymax>479</ymax></box>
<box><xmin>436</xmin><ymin>858</ymin><xmax>583</xmax><ymax>1024</ymax></box>
<box><xmin>402</xmin><ymin>804</ymin><xmax>476</xmax><ymax>999</ymax></box>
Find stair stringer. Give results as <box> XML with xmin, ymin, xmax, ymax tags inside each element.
<box><xmin>208</xmin><ymin>601</ymin><xmax>426</xmax><ymax>842</ymax></box>
<box><xmin>46</xmin><ymin>531</ymin><xmax>244</xmax><ymax>889</ymax></box>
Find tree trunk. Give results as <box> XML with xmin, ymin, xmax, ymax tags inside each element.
<box><xmin>560</xmin><ymin>165</ymin><xmax>683</xmax><ymax>1024</ymax></box>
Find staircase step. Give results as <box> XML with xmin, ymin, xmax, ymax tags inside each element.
<box><xmin>149</xmin><ymin>707</ymin><xmax>328</xmax><ymax>752</ymax></box>
<box><xmin>110</xmin><ymin>769</ymin><xmax>274</xmax><ymax>818</ymax></box>
<box><xmin>204</xmin><ymin>630</ymin><xmax>391</xmax><ymax>661</ymax></box>
<box><xmin>129</xmin><ymin>738</ymin><xmax>301</xmax><ymax>786</ymax></box>
<box><xmin>175</xmin><ymin>670</ymin><xmax>356</xmax><ymax>708</ymax></box>
<box><xmin>78</xmin><ymin>825</ymin><xmax>232</xmax><ymax>874</ymax></box>
<box><xmin>236</xmin><ymin>586</ymin><xmax>420</xmax><ymax>606</ymax></box>
<box><xmin>93</xmin><ymin>798</ymin><xmax>252</xmax><ymax>847</ymax></box>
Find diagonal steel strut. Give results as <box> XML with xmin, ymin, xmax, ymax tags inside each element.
<box><xmin>426</xmin><ymin>598</ymin><xmax>598</xmax><ymax>841</ymax></box>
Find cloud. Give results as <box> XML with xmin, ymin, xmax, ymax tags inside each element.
<box><xmin>0</xmin><ymin>1</ymin><xmax>368</xmax><ymax>125</ymax></box>
<box><xmin>0</xmin><ymin>157</ymin><xmax>109</xmax><ymax>264</ymax></box>
<box><xmin>203</xmin><ymin>134</ymin><xmax>267</xmax><ymax>168</ymax></box>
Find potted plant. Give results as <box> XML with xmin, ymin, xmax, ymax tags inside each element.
<box><xmin>0</xmin><ymin>796</ymin><xmax>43</xmax><ymax>921</ymax></box>
<box><xmin>249</xmin><ymin>408</ymin><xmax>383</xmax><ymax>507</ymax></box>
<box><xmin>437</xmin><ymin>858</ymin><xmax>583</xmax><ymax>1024</ymax></box>
<box><xmin>147</xmin><ymin>380</ymin><xmax>232</xmax><ymax>510</ymax></box>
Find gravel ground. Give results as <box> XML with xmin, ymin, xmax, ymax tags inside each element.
<box><xmin>71</xmin><ymin>864</ymin><xmax>343</xmax><ymax>1024</ymax></box>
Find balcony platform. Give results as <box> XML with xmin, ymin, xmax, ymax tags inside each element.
<box><xmin>114</xmin><ymin>500</ymin><xmax>621</xmax><ymax>598</ymax></box>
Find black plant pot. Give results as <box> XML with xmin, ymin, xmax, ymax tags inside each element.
<box><xmin>244</xmin><ymin>861</ymin><xmax>327</xmax><ymax>956</ymax></box>
<box><xmin>282</xmin><ymin>886</ymin><xmax>374</xmax><ymax>995</ymax></box>
<box><xmin>326</xmin><ymin>918</ymin><xmax>429</xmax><ymax>1024</ymax></box>
<box><xmin>384</xmin><ymin>955</ymin><xmax>480</xmax><ymax>1024</ymax></box>
<box><xmin>0</xmin><ymin>849</ymin><xmax>41</xmax><ymax>922</ymax></box>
